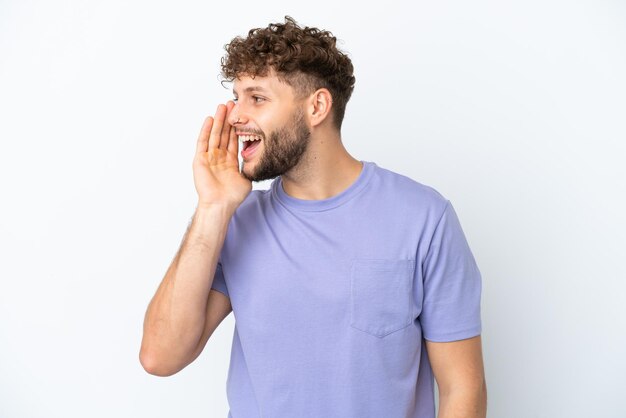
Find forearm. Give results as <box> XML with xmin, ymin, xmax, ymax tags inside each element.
<box><xmin>140</xmin><ymin>203</ymin><xmax>234</xmax><ymax>373</ymax></box>
<box><xmin>437</xmin><ymin>383</ymin><xmax>487</xmax><ymax>418</ymax></box>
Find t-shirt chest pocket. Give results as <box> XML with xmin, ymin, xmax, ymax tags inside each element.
<box><xmin>349</xmin><ymin>258</ymin><xmax>416</xmax><ymax>338</ymax></box>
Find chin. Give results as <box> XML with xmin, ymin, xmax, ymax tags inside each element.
<box><xmin>241</xmin><ymin>162</ymin><xmax>260</xmax><ymax>182</ymax></box>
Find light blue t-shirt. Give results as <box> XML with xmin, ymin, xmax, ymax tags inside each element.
<box><xmin>210</xmin><ymin>160</ymin><xmax>482</xmax><ymax>418</ymax></box>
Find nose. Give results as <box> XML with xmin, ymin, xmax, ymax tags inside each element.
<box><xmin>227</xmin><ymin>102</ymin><xmax>246</xmax><ymax>126</ymax></box>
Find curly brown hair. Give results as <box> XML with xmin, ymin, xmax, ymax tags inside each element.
<box><xmin>220</xmin><ymin>16</ymin><xmax>356</xmax><ymax>130</ymax></box>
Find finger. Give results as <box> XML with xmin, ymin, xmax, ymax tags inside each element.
<box><xmin>195</xmin><ymin>116</ymin><xmax>214</xmax><ymax>155</ymax></box>
<box><xmin>227</xmin><ymin>124</ymin><xmax>239</xmax><ymax>157</ymax></box>
<box><xmin>220</xmin><ymin>101</ymin><xmax>236</xmax><ymax>150</ymax></box>
<box><xmin>225</xmin><ymin>99</ymin><xmax>235</xmax><ymax>116</ymax></box>
<box><xmin>209</xmin><ymin>104</ymin><xmax>227</xmax><ymax>149</ymax></box>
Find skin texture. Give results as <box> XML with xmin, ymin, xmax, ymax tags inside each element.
<box><xmin>140</xmin><ymin>101</ymin><xmax>243</xmax><ymax>376</ymax></box>
<box><xmin>193</xmin><ymin>101</ymin><xmax>252</xmax><ymax>209</ymax></box>
<box><xmin>230</xmin><ymin>70</ymin><xmax>311</xmax><ymax>183</ymax></box>
<box><xmin>426</xmin><ymin>335</ymin><xmax>487</xmax><ymax>418</ymax></box>
<box><xmin>238</xmin><ymin>104</ymin><xmax>311</xmax><ymax>182</ymax></box>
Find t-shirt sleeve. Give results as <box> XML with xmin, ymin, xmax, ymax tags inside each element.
<box><xmin>211</xmin><ymin>260</ymin><xmax>229</xmax><ymax>297</ymax></box>
<box><xmin>419</xmin><ymin>200</ymin><xmax>482</xmax><ymax>342</ymax></box>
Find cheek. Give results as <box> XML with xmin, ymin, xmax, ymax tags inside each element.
<box><xmin>255</xmin><ymin>104</ymin><xmax>293</xmax><ymax>136</ymax></box>
<box><xmin>255</xmin><ymin>118</ymin><xmax>274</xmax><ymax>138</ymax></box>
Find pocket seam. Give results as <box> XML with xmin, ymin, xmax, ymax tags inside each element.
<box><xmin>349</xmin><ymin>258</ymin><xmax>415</xmax><ymax>338</ymax></box>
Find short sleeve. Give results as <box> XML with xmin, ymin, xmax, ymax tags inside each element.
<box><xmin>211</xmin><ymin>261</ymin><xmax>229</xmax><ymax>297</ymax></box>
<box><xmin>419</xmin><ymin>200</ymin><xmax>482</xmax><ymax>342</ymax></box>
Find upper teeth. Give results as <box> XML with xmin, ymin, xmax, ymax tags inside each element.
<box><xmin>238</xmin><ymin>135</ymin><xmax>262</xmax><ymax>142</ymax></box>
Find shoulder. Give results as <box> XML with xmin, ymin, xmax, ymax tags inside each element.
<box><xmin>369</xmin><ymin>162</ymin><xmax>449</xmax><ymax>218</ymax></box>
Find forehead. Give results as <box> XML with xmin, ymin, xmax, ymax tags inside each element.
<box><xmin>232</xmin><ymin>70</ymin><xmax>294</xmax><ymax>97</ymax></box>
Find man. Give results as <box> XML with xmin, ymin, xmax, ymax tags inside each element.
<box><xmin>140</xmin><ymin>16</ymin><xmax>487</xmax><ymax>418</ymax></box>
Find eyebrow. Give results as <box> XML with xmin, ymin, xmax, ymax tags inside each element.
<box><xmin>232</xmin><ymin>86</ymin><xmax>271</xmax><ymax>95</ymax></box>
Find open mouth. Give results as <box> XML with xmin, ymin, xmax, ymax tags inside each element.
<box><xmin>238</xmin><ymin>134</ymin><xmax>263</xmax><ymax>158</ymax></box>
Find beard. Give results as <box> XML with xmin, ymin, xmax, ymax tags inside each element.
<box><xmin>241</xmin><ymin>106</ymin><xmax>311</xmax><ymax>182</ymax></box>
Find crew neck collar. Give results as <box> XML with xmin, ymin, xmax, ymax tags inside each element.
<box><xmin>271</xmin><ymin>160</ymin><xmax>375</xmax><ymax>212</ymax></box>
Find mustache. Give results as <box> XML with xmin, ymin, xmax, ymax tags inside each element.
<box><xmin>237</xmin><ymin>127</ymin><xmax>265</xmax><ymax>138</ymax></box>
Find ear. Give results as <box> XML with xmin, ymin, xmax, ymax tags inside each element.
<box><xmin>306</xmin><ymin>88</ymin><xmax>333</xmax><ymax>128</ymax></box>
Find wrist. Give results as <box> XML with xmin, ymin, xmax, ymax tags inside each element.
<box><xmin>194</xmin><ymin>201</ymin><xmax>236</xmax><ymax>224</ymax></box>
<box><xmin>196</xmin><ymin>201</ymin><xmax>237</xmax><ymax>216</ymax></box>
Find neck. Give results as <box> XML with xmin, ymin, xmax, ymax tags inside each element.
<box><xmin>280</xmin><ymin>129</ymin><xmax>363</xmax><ymax>200</ymax></box>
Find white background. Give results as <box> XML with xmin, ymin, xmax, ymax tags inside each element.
<box><xmin>1</xmin><ymin>1</ymin><xmax>625</xmax><ymax>417</ymax></box>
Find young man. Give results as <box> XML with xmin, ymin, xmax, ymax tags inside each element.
<box><xmin>140</xmin><ymin>16</ymin><xmax>487</xmax><ymax>418</ymax></box>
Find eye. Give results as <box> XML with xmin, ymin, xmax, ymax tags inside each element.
<box><xmin>231</xmin><ymin>96</ymin><xmax>265</xmax><ymax>104</ymax></box>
